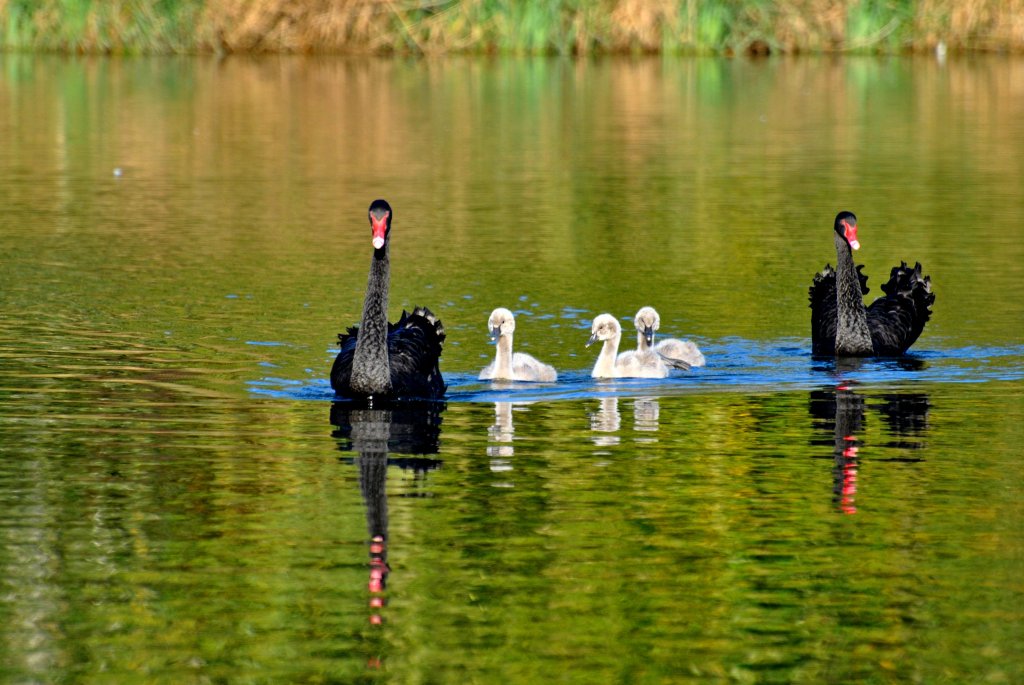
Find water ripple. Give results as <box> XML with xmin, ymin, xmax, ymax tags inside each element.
<box><xmin>248</xmin><ymin>339</ymin><xmax>1024</xmax><ymax>402</ymax></box>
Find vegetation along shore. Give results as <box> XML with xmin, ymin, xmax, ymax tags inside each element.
<box><xmin>1</xmin><ymin>0</ymin><xmax>1023</xmax><ymax>56</ymax></box>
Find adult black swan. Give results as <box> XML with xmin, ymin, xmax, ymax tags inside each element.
<box><xmin>809</xmin><ymin>211</ymin><xmax>934</xmax><ymax>357</ymax></box>
<box><xmin>330</xmin><ymin>200</ymin><xmax>446</xmax><ymax>402</ymax></box>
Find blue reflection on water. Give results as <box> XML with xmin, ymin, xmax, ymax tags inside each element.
<box><xmin>247</xmin><ymin>339</ymin><xmax>1024</xmax><ymax>402</ymax></box>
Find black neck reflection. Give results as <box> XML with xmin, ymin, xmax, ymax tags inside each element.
<box><xmin>329</xmin><ymin>401</ymin><xmax>445</xmax><ymax>666</ymax></box>
<box><xmin>810</xmin><ymin>384</ymin><xmax>929</xmax><ymax>515</ymax></box>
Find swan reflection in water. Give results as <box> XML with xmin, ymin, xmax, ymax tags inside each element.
<box><xmin>589</xmin><ymin>396</ymin><xmax>662</xmax><ymax>447</ymax></box>
<box><xmin>590</xmin><ymin>397</ymin><xmax>621</xmax><ymax>447</ymax></box>
<box><xmin>488</xmin><ymin>401</ymin><xmax>518</xmax><ymax>483</ymax></box>
<box><xmin>329</xmin><ymin>401</ymin><xmax>444</xmax><ymax>647</ymax></box>
<box><xmin>633</xmin><ymin>397</ymin><xmax>660</xmax><ymax>438</ymax></box>
<box><xmin>810</xmin><ymin>383</ymin><xmax>929</xmax><ymax>515</ymax></box>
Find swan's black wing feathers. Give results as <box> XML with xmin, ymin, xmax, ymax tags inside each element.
<box><xmin>866</xmin><ymin>262</ymin><xmax>934</xmax><ymax>355</ymax></box>
<box><xmin>809</xmin><ymin>264</ymin><xmax>869</xmax><ymax>356</ymax></box>
<box><xmin>330</xmin><ymin>325</ymin><xmax>360</xmax><ymax>393</ymax></box>
<box><xmin>809</xmin><ymin>266</ymin><xmax>837</xmax><ymax>356</ymax></box>
<box><xmin>386</xmin><ymin>307</ymin><xmax>447</xmax><ymax>399</ymax></box>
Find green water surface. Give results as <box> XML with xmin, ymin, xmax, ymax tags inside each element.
<box><xmin>1</xmin><ymin>54</ymin><xmax>1023</xmax><ymax>684</ymax></box>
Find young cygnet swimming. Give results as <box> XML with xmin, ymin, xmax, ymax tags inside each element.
<box><xmin>588</xmin><ymin>313</ymin><xmax>688</xmax><ymax>378</ymax></box>
<box><xmin>633</xmin><ymin>306</ymin><xmax>706</xmax><ymax>368</ymax></box>
<box><xmin>479</xmin><ymin>308</ymin><xmax>558</xmax><ymax>382</ymax></box>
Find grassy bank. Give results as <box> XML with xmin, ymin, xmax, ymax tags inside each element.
<box><xmin>2</xmin><ymin>0</ymin><xmax>1023</xmax><ymax>55</ymax></box>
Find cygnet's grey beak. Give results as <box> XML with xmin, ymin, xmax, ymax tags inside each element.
<box><xmin>643</xmin><ymin>326</ymin><xmax>654</xmax><ymax>346</ymax></box>
<box><xmin>586</xmin><ymin>333</ymin><xmax>599</xmax><ymax>347</ymax></box>
<box><xmin>490</xmin><ymin>326</ymin><xmax>501</xmax><ymax>342</ymax></box>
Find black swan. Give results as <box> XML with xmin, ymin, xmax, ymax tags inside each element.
<box><xmin>632</xmin><ymin>306</ymin><xmax>706</xmax><ymax>368</ymax></box>
<box><xmin>479</xmin><ymin>307</ymin><xmax>558</xmax><ymax>382</ymax></box>
<box><xmin>809</xmin><ymin>211</ymin><xmax>934</xmax><ymax>357</ymax></box>
<box><xmin>330</xmin><ymin>200</ymin><xmax>446</xmax><ymax>402</ymax></box>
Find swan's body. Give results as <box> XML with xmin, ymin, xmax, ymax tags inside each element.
<box><xmin>330</xmin><ymin>200</ymin><xmax>446</xmax><ymax>402</ymax></box>
<box><xmin>588</xmin><ymin>314</ymin><xmax>679</xmax><ymax>378</ymax></box>
<box><xmin>809</xmin><ymin>211</ymin><xmax>934</xmax><ymax>357</ymax></box>
<box><xmin>479</xmin><ymin>308</ymin><xmax>557</xmax><ymax>382</ymax></box>
<box><xmin>633</xmin><ymin>306</ymin><xmax>705</xmax><ymax>368</ymax></box>
<box><xmin>806</xmin><ymin>210</ymin><xmax>937</xmax><ymax>356</ymax></box>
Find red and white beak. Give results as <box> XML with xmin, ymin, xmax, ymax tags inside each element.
<box><xmin>842</xmin><ymin>219</ymin><xmax>860</xmax><ymax>250</ymax></box>
<box><xmin>370</xmin><ymin>211</ymin><xmax>389</xmax><ymax>250</ymax></box>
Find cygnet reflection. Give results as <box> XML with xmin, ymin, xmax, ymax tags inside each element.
<box><xmin>633</xmin><ymin>397</ymin><xmax>661</xmax><ymax>436</ymax></box>
<box><xmin>488</xmin><ymin>401</ymin><xmax>515</xmax><ymax>460</ymax></box>
<box><xmin>590</xmin><ymin>396</ymin><xmax>621</xmax><ymax>446</ymax></box>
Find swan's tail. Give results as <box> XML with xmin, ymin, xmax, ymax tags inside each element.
<box><xmin>877</xmin><ymin>261</ymin><xmax>934</xmax><ymax>350</ymax></box>
<box><xmin>410</xmin><ymin>306</ymin><xmax>446</xmax><ymax>348</ymax></box>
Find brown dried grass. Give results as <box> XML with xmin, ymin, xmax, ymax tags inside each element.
<box><xmin>198</xmin><ymin>0</ymin><xmax>402</xmax><ymax>53</ymax></box>
<box><xmin>916</xmin><ymin>0</ymin><xmax>1024</xmax><ymax>50</ymax></box>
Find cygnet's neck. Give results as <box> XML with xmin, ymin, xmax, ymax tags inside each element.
<box><xmin>493</xmin><ymin>333</ymin><xmax>514</xmax><ymax>378</ymax></box>
<box><xmin>592</xmin><ymin>332</ymin><xmax>621</xmax><ymax>377</ymax></box>
<box><xmin>636</xmin><ymin>330</ymin><xmax>652</xmax><ymax>352</ymax></box>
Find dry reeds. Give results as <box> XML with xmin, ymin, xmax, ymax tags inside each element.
<box><xmin>2</xmin><ymin>0</ymin><xmax>1023</xmax><ymax>55</ymax></box>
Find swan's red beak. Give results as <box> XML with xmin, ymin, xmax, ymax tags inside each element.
<box><xmin>842</xmin><ymin>219</ymin><xmax>860</xmax><ymax>250</ymax></box>
<box><xmin>370</xmin><ymin>211</ymin><xmax>389</xmax><ymax>250</ymax></box>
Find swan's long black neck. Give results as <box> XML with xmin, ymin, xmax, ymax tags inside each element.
<box><xmin>350</xmin><ymin>245</ymin><xmax>393</xmax><ymax>395</ymax></box>
<box><xmin>834</xmin><ymin>232</ymin><xmax>874</xmax><ymax>355</ymax></box>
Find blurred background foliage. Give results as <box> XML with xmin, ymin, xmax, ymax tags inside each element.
<box><xmin>1</xmin><ymin>0</ymin><xmax>1022</xmax><ymax>55</ymax></box>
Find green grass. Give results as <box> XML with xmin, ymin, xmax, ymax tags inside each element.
<box><xmin>1</xmin><ymin>0</ymin><xmax>202</xmax><ymax>54</ymax></box>
<box><xmin>845</xmin><ymin>0</ymin><xmax>912</xmax><ymax>52</ymax></box>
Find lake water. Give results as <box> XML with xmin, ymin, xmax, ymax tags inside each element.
<box><xmin>1</xmin><ymin>54</ymin><xmax>1023</xmax><ymax>683</ymax></box>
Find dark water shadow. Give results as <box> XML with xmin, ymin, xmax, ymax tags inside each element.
<box><xmin>810</xmin><ymin>354</ymin><xmax>929</xmax><ymax>376</ymax></box>
<box><xmin>809</xmin><ymin>384</ymin><xmax>930</xmax><ymax>515</ymax></box>
<box><xmin>329</xmin><ymin>401</ymin><xmax>445</xmax><ymax>667</ymax></box>
<box><xmin>330</xmin><ymin>401</ymin><xmax>446</xmax><ymax>459</ymax></box>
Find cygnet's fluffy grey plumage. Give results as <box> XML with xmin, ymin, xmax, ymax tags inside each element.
<box><xmin>479</xmin><ymin>308</ymin><xmax>558</xmax><ymax>382</ymax></box>
<box><xmin>588</xmin><ymin>313</ymin><xmax>683</xmax><ymax>378</ymax></box>
<box><xmin>633</xmin><ymin>306</ymin><xmax>705</xmax><ymax>368</ymax></box>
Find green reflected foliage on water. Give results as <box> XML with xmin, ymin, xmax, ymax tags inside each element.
<box><xmin>1</xmin><ymin>54</ymin><xmax>1023</xmax><ymax>683</ymax></box>
<box><xmin>2</xmin><ymin>55</ymin><xmax>1023</xmax><ymax>378</ymax></box>
<box><xmin>2</xmin><ymin>386</ymin><xmax>1023</xmax><ymax>683</ymax></box>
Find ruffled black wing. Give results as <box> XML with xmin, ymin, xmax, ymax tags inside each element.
<box><xmin>385</xmin><ymin>307</ymin><xmax>447</xmax><ymax>399</ymax></box>
<box><xmin>866</xmin><ymin>262</ymin><xmax>934</xmax><ymax>355</ymax></box>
